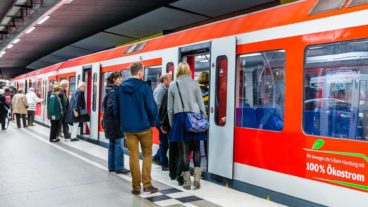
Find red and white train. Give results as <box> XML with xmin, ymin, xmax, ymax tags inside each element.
<box><xmin>12</xmin><ymin>0</ymin><xmax>368</xmax><ymax>206</ymax></box>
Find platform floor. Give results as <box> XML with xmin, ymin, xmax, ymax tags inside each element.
<box><xmin>0</xmin><ymin>122</ymin><xmax>286</xmax><ymax>207</ymax></box>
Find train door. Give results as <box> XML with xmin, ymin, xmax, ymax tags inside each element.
<box><xmin>90</xmin><ymin>63</ymin><xmax>101</xmax><ymax>140</ymax></box>
<box><xmin>42</xmin><ymin>78</ymin><xmax>47</xmax><ymax>124</ymax></box>
<box><xmin>208</xmin><ymin>37</ymin><xmax>236</xmax><ymax>179</ymax></box>
<box><xmin>179</xmin><ymin>42</ymin><xmax>211</xmax><ymax>169</ymax></box>
<box><xmin>82</xmin><ymin>66</ymin><xmax>92</xmax><ymax>137</ymax></box>
<box><xmin>24</xmin><ymin>79</ymin><xmax>28</xmax><ymax>94</ymax></box>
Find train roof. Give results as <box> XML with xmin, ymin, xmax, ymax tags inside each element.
<box><xmin>13</xmin><ymin>0</ymin><xmax>368</xmax><ymax>81</ymax></box>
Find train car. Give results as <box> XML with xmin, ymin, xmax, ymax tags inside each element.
<box><xmin>12</xmin><ymin>0</ymin><xmax>368</xmax><ymax>206</ymax></box>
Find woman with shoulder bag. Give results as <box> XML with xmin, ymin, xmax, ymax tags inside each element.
<box><xmin>102</xmin><ymin>72</ymin><xmax>130</xmax><ymax>174</ymax></box>
<box><xmin>66</xmin><ymin>82</ymin><xmax>90</xmax><ymax>141</ymax></box>
<box><xmin>168</xmin><ymin>62</ymin><xmax>207</xmax><ymax>190</ymax></box>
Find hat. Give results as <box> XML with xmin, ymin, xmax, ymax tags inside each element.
<box><xmin>53</xmin><ymin>86</ymin><xmax>61</xmax><ymax>92</ymax></box>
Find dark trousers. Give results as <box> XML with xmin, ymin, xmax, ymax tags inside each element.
<box><xmin>27</xmin><ymin>111</ymin><xmax>35</xmax><ymax>126</ymax></box>
<box><xmin>179</xmin><ymin>141</ymin><xmax>201</xmax><ymax>171</ymax></box>
<box><xmin>50</xmin><ymin>120</ymin><xmax>60</xmax><ymax>141</ymax></box>
<box><xmin>159</xmin><ymin>129</ymin><xmax>169</xmax><ymax>167</ymax></box>
<box><xmin>61</xmin><ymin>115</ymin><xmax>70</xmax><ymax>137</ymax></box>
<box><xmin>169</xmin><ymin>141</ymin><xmax>183</xmax><ymax>179</ymax></box>
<box><xmin>15</xmin><ymin>114</ymin><xmax>27</xmax><ymax>128</ymax></box>
<box><xmin>0</xmin><ymin>114</ymin><xmax>6</xmax><ymax>130</ymax></box>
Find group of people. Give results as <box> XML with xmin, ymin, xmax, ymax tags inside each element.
<box><xmin>102</xmin><ymin>61</ymin><xmax>209</xmax><ymax>195</ymax></box>
<box><xmin>47</xmin><ymin>80</ymin><xmax>90</xmax><ymax>142</ymax></box>
<box><xmin>0</xmin><ymin>86</ymin><xmax>44</xmax><ymax>130</ymax></box>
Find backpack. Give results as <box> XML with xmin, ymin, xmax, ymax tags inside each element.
<box><xmin>5</xmin><ymin>94</ymin><xmax>11</xmax><ymax>104</ymax></box>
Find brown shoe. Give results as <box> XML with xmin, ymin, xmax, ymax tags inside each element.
<box><xmin>131</xmin><ymin>189</ymin><xmax>140</xmax><ymax>195</ymax></box>
<box><xmin>143</xmin><ymin>186</ymin><xmax>158</xmax><ymax>193</ymax></box>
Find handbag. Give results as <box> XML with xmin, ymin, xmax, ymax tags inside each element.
<box><xmin>176</xmin><ymin>82</ymin><xmax>209</xmax><ymax>133</ymax></box>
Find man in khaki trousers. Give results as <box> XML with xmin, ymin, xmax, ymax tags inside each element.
<box><xmin>115</xmin><ymin>62</ymin><xmax>160</xmax><ymax>195</ymax></box>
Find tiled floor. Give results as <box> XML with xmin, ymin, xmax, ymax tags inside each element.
<box><xmin>0</xmin><ymin>122</ymin><xmax>286</xmax><ymax>207</ymax></box>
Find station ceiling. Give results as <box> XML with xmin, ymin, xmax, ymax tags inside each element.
<box><xmin>0</xmin><ymin>0</ymin><xmax>279</xmax><ymax>79</ymax></box>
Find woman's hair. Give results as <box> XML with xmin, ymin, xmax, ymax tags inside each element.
<box><xmin>78</xmin><ymin>82</ymin><xmax>86</xmax><ymax>88</ymax></box>
<box><xmin>198</xmin><ymin>71</ymin><xmax>209</xmax><ymax>84</ymax></box>
<box><xmin>53</xmin><ymin>86</ymin><xmax>61</xmax><ymax>92</ymax></box>
<box><xmin>107</xmin><ymin>72</ymin><xmax>121</xmax><ymax>84</ymax></box>
<box><xmin>176</xmin><ymin>62</ymin><xmax>192</xmax><ymax>78</ymax></box>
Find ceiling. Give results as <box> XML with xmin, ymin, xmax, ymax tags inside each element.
<box><xmin>0</xmin><ymin>0</ymin><xmax>280</xmax><ymax>78</ymax></box>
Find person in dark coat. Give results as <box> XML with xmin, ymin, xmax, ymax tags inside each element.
<box><xmin>102</xmin><ymin>72</ymin><xmax>130</xmax><ymax>174</ymax></box>
<box><xmin>66</xmin><ymin>82</ymin><xmax>90</xmax><ymax>141</ymax></box>
<box><xmin>59</xmin><ymin>80</ymin><xmax>71</xmax><ymax>138</ymax></box>
<box><xmin>47</xmin><ymin>86</ymin><xmax>62</xmax><ymax>142</ymax></box>
<box><xmin>0</xmin><ymin>92</ymin><xmax>10</xmax><ymax>130</ymax></box>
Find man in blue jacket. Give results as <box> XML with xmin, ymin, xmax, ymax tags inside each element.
<box><xmin>115</xmin><ymin>62</ymin><xmax>159</xmax><ymax>195</ymax></box>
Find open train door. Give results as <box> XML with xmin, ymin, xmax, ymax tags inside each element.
<box><xmin>89</xmin><ymin>63</ymin><xmax>101</xmax><ymax>140</ymax></box>
<box><xmin>208</xmin><ymin>37</ymin><xmax>236</xmax><ymax>179</ymax></box>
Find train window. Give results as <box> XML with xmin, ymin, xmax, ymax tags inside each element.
<box><xmin>144</xmin><ymin>66</ymin><xmax>162</xmax><ymax>91</ymax></box>
<box><xmin>348</xmin><ymin>0</ymin><xmax>368</xmax><ymax>7</ymax></box>
<box><xmin>120</xmin><ymin>69</ymin><xmax>131</xmax><ymax>82</ymax></box>
<box><xmin>304</xmin><ymin>39</ymin><xmax>368</xmax><ymax>141</ymax></box>
<box><xmin>236</xmin><ymin>50</ymin><xmax>285</xmax><ymax>131</ymax></box>
<box><xmin>166</xmin><ymin>62</ymin><xmax>174</xmax><ymax>75</ymax></box>
<box><xmin>309</xmin><ymin>0</ymin><xmax>346</xmax><ymax>15</ymax></box>
<box><xmin>215</xmin><ymin>56</ymin><xmax>228</xmax><ymax>126</ymax></box>
<box><xmin>92</xmin><ymin>73</ymin><xmax>98</xmax><ymax>112</ymax></box>
<box><xmin>36</xmin><ymin>80</ymin><xmax>41</xmax><ymax>98</ymax></box>
<box><xmin>69</xmin><ymin>76</ymin><xmax>76</xmax><ymax>99</ymax></box>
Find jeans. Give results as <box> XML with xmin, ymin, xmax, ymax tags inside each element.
<box><xmin>61</xmin><ymin>115</ymin><xmax>70</xmax><ymax>137</ymax></box>
<box><xmin>27</xmin><ymin>111</ymin><xmax>35</xmax><ymax>125</ymax></box>
<box><xmin>108</xmin><ymin>138</ymin><xmax>125</xmax><ymax>171</ymax></box>
<box><xmin>159</xmin><ymin>129</ymin><xmax>169</xmax><ymax>167</ymax></box>
<box><xmin>15</xmin><ymin>114</ymin><xmax>27</xmax><ymax>128</ymax></box>
<box><xmin>153</xmin><ymin>149</ymin><xmax>161</xmax><ymax>162</ymax></box>
<box><xmin>125</xmin><ymin>129</ymin><xmax>153</xmax><ymax>191</ymax></box>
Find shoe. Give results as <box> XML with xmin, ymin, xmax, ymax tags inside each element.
<box><xmin>152</xmin><ymin>159</ymin><xmax>160</xmax><ymax>165</ymax></box>
<box><xmin>131</xmin><ymin>189</ymin><xmax>140</xmax><ymax>195</ymax></box>
<box><xmin>71</xmin><ymin>138</ymin><xmax>79</xmax><ymax>141</ymax></box>
<box><xmin>143</xmin><ymin>186</ymin><xmax>158</xmax><ymax>193</ymax></box>
<box><xmin>108</xmin><ymin>169</ymin><xmax>114</xmax><ymax>172</ymax></box>
<box><xmin>193</xmin><ymin>167</ymin><xmax>202</xmax><ymax>189</ymax></box>
<box><xmin>177</xmin><ymin>176</ymin><xmax>184</xmax><ymax>186</ymax></box>
<box><xmin>29</xmin><ymin>124</ymin><xmax>35</xmax><ymax>126</ymax></box>
<box><xmin>115</xmin><ymin>168</ymin><xmax>130</xmax><ymax>174</ymax></box>
<box><xmin>182</xmin><ymin>171</ymin><xmax>191</xmax><ymax>190</ymax></box>
<box><xmin>51</xmin><ymin>138</ymin><xmax>60</xmax><ymax>143</ymax></box>
<box><xmin>162</xmin><ymin>166</ymin><xmax>169</xmax><ymax>171</ymax></box>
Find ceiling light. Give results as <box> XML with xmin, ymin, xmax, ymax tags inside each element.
<box><xmin>62</xmin><ymin>0</ymin><xmax>73</xmax><ymax>4</ymax></box>
<box><xmin>0</xmin><ymin>51</ymin><xmax>6</xmax><ymax>55</ymax></box>
<box><xmin>13</xmin><ymin>39</ymin><xmax>21</xmax><ymax>44</ymax></box>
<box><xmin>38</xmin><ymin>16</ymin><xmax>50</xmax><ymax>25</ymax></box>
<box><xmin>7</xmin><ymin>44</ymin><xmax>14</xmax><ymax>49</ymax></box>
<box><xmin>25</xmin><ymin>27</ymin><xmax>35</xmax><ymax>34</ymax></box>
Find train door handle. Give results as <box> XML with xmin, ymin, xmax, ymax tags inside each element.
<box><xmin>210</xmin><ymin>107</ymin><xmax>214</xmax><ymax>113</ymax></box>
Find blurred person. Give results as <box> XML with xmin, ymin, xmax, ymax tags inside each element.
<box><xmin>102</xmin><ymin>72</ymin><xmax>130</xmax><ymax>174</ymax></box>
<box><xmin>12</xmin><ymin>89</ymin><xmax>28</xmax><ymax>128</ymax></box>
<box><xmin>153</xmin><ymin>73</ymin><xmax>172</xmax><ymax>171</ymax></box>
<box><xmin>47</xmin><ymin>86</ymin><xmax>63</xmax><ymax>143</ymax></box>
<box><xmin>66</xmin><ymin>82</ymin><xmax>89</xmax><ymax>141</ymax></box>
<box><xmin>59</xmin><ymin>80</ymin><xmax>71</xmax><ymax>138</ymax></box>
<box><xmin>0</xmin><ymin>90</ymin><xmax>10</xmax><ymax>130</ymax></box>
<box><xmin>197</xmin><ymin>71</ymin><xmax>209</xmax><ymax>160</ymax></box>
<box><xmin>115</xmin><ymin>62</ymin><xmax>159</xmax><ymax>195</ymax></box>
<box><xmin>26</xmin><ymin>87</ymin><xmax>43</xmax><ymax>126</ymax></box>
<box><xmin>168</xmin><ymin>62</ymin><xmax>207</xmax><ymax>190</ymax></box>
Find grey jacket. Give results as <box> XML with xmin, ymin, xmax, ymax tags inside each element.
<box><xmin>168</xmin><ymin>75</ymin><xmax>206</xmax><ymax>126</ymax></box>
<box><xmin>153</xmin><ymin>83</ymin><xmax>167</xmax><ymax>110</ymax></box>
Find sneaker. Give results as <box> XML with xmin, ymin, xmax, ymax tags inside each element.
<box><xmin>152</xmin><ymin>159</ymin><xmax>160</xmax><ymax>165</ymax></box>
<box><xmin>177</xmin><ymin>176</ymin><xmax>184</xmax><ymax>186</ymax></box>
<box><xmin>115</xmin><ymin>168</ymin><xmax>130</xmax><ymax>174</ymax></box>
<box><xmin>51</xmin><ymin>138</ymin><xmax>60</xmax><ymax>143</ymax></box>
<box><xmin>162</xmin><ymin>166</ymin><xmax>169</xmax><ymax>171</ymax></box>
<box><xmin>143</xmin><ymin>186</ymin><xmax>158</xmax><ymax>193</ymax></box>
<box><xmin>131</xmin><ymin>189</ymin><xmax>140</xmax><ymax>195</ymax></box>
<box><xmin>71</xmin><ymin>138</ymin><xmax>79</xmax><ymax>142</ymax></box>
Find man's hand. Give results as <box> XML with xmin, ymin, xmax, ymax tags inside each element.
<box><xmin>73</xmin><ymin>110</ymin><xmax>79</xmax><ymax>117</ymax></box>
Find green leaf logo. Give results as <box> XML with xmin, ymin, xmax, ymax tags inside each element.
<box><xmin>312</xmin><ymin>139</ymin><xmax>325</xmax><ymax>150</ymax></box>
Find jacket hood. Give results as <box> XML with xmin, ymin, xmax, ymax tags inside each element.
<box><xmin>105</xmin><ymin>84</ymin><xmax>118</xmax><ymax>93</ymax></box>
<box><xmin>121</xmin><ymin>78</ymin><xmax>145</xmax><ymax>94</ymax></box>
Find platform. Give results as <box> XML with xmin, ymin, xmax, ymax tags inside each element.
<box><xmin>0</xmin><ymin>123</ymin><xmax>285</xmax><ymax>207</ymax></box>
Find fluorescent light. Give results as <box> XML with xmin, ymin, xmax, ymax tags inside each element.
<box><xmin>7</xmin><ymin>44</ymin><xmax>14</xmax><ymax>49</ymax></box>
<box><xmin>25</xmin><ymin>27</ymin><xmax>35</xmax><ymax>34</ymax></box>
<box><xmin>1</xmin><ymin>51</ymin><xmax>6</xmax><ymax>55</ymax></box>
<box><xmin>13</xmin><ymin>39</ymin><xmax>20</xmax><ymax>44</ymax></box>
<box><xmin>38</xmin><ymin>16</ymin><xmax>50</xmax><ymax>25</ymax></box>
<box><xmin>63</xmin><ymin>0</ymin><xmax>73</xmax><ymax>4</ymax></box>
